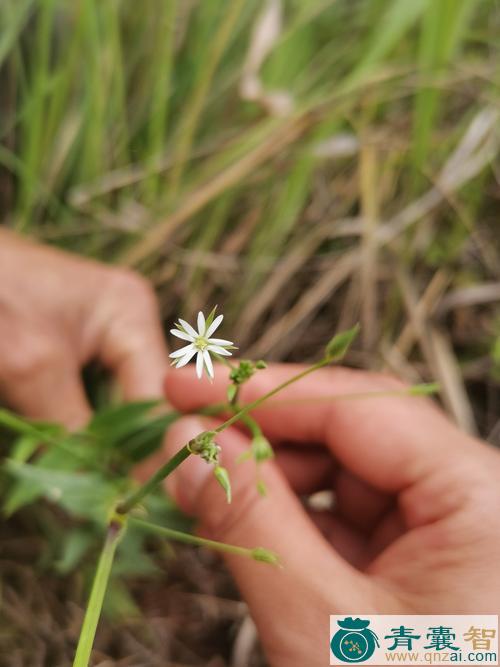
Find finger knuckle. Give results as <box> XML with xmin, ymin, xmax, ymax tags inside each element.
<box><xmin>0</xmin><ymin>336</ymin><xmax>58</xmax><ymax>384</ymax></box>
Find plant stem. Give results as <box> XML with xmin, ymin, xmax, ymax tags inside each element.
<box><xmin>72</xmin><ymin>520</ymin><xmax>124</xmax><ymax>667</ymax></box>
<box><xmin>213</xmin><ymin>359</ymin><xmax>329</xmax><ymax>434</ymax></box>
<box><xmin>238</xmin><ymin>413</ymin><xmax>262</xmax><ymax>436</ymax></box>
<box><xmin>116</xmin><ymin>444</ymin><xmax>190</xmax><ymax>514</ymax></box>
<box><xmin>129</xmin><ymin>517</ymin><xmax>280</xmax><ymax>565</ymax></box>
<box><xmin>252</xmin><ymin>383</ymin><xmax>441</xmax><ymax>409</ymax></box>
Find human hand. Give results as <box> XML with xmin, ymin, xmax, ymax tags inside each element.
<box><xmin>0</xmin><ymin>230</ymin><xmax>168</xmax><ymax>428</ymax></box>
<box><xmin>161</xmin><ymin>364</ymin><xmax>500</xmax><ymax>667</ymax></box>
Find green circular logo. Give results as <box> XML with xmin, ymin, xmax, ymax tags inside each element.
<box><xmin>330</xmin><ymin>617</ymin><xmax>379</xmax><ymax>663</ymax></box>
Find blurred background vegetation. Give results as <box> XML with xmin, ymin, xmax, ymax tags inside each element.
<box><xmin>1</xmin><ymin>0</ymin><xmax>500</xmax><ymax>664</ymax></box>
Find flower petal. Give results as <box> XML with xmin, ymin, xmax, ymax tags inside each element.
<box><xmin>196</xmin><ymin>350</ymin><xmax>204</xmax><ymax>379</ymax></box>
<box><xmin>175</xmin><ymin>346</ymin><xmax>198</xmax><ymax>368</ymax></box>
<box><xmin>177</xmin><ymin>318</ymin><xmax>198</xmax><ymax>338</ymax></box>
<box><xmin>207</xmin><ymin>345</ymin><xmax>232</xmax><ymax>356</ymax></box>
<box><xmin>207</xmin><ymin>337</ymin><xmax>233</xmax><ymax>347</ymax></box>
<box><xmin>197</xmin><ymin>311</ymin><xmax>206</xmax><ymax>336</ymax></box>
<box><xmin>205</xmin><ymin>314</ymin><xmax>223</xmax><ymax>338</ymax></box>
<box><xmin>203</xmin><ymin>349</ymin><xmax>214</xmax><ymax>378</ymax></box>
<box><xmin>170</xmin><ymin>328</ymin><xmax>194</xmax><ymax>342</ymax></box>
<box><xmin>169</xmin><ymin>343</ymin><xmax>194</xmax><ymax>359</ymax></box>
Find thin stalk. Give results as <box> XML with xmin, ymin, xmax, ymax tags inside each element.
<box><xmin>213</xmin><ymin>359</ymin><xmax>329</xmax><ymax>434</ymax></box>
<box><xmin>196</xmin><ymin>383</ymin><xmax>439</xmax><ymax>416</ymax></box>
<box><xmin>238</xmin><ymin>412</ymin><xmax>263</xmax><ymax>437</ymax></box>
<box><xmin>116</xmin><ymin>444</ymin><xmax>190</xmax><ymax>514</ymax></box>
<box><xmin>199</xmin><ymin>402</ymin><xmax>262</xmax><ymax>435</ymax></box>
<box><xmin>129</xmin><ymin>517</ymin><xmax>279</xmax><ymax>565</ymax></box>
<box><xmin>254</xmin><ymin>384</ymin><xmax>441</xmax><ymax>409</ymax></box>
<box><xmin>72</xmin><ymin>521</ymin><xmax>124</xmax><ymax>667</ymax></box>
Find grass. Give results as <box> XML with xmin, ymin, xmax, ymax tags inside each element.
<box><xmin>0</xmin><ymin>1</ymin><xmax>500</xmax><ymax>663</ymax></box>
<box><xmin>1</xmin><ymin>0</ymin><xmax>499</xmax><ymax>423</ymax></box>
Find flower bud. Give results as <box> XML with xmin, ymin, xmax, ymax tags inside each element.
<box><xmin>227</xmin><ymin>384</ymin><xmax>238</xmax><ymax>403</ymax></box>
<box><xmin>251</xmin><ymin>434</ymin><xmax>274</xmax><ymax>463</ymax></box>
<box><xmin>325</xmin><ymin>324</ymin><xmax>359</xmax><ymax>361</ymax></box>
<box><xmin>188</xmin><ymin>430</ymin><xmax>220</xmax><ymax>464</ymax></box>
<box><xmin>213</xmin><ymin>466</ymin><xmax>232</xmax><ymax>504</ymax></box>
<box><xmin>251</xmin><ymin>547</ymin><xmax>281</xmax><ymax>566</ymax></box>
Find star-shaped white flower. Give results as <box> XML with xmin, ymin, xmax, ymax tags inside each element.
<box><xmin>169</xmin><ymin>311</ymin><xmax>234</xmax><ymax>379</ymax></box>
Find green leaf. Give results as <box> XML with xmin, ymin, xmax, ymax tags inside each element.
<box><xmin>113</xmin><ymin>529</ymin><xmax>160</xmax><ymax>577</ymax></box>
<box><xmin>4</xmin><ymin>460</ymin><xmax>120</xmax><ymax>521</ymax></box>
<box><xmin>324</xmin><ymin>324</ymin><xmax>360</xmax><ymax>361</ymax></box>
<box><xmin>87</xmin><ymin>400</ymin><xmax>161</xmax><ymax>449</ymax></box>
<box><xmin>3</xmin><ymin>476</ymin><xmax>43</xmax><ymax>517</ymax></box>
<box><xmin>10</xmin><ymin>435</ymin><xmax>40</xmax><ymax>463</ymax></box>
<box><xmin>0</xmin><ymin>408</ymin><xmax>63</xmax><ymax>440</ymax></box>
<box><xmin>227</xmin><ymin>384</ymin><xmax>237</xmax><ymax>403</ymax></box>
<box><xmin>102</xmin><ymin>578</ymin><xmax>140</xmax><ymax>620</ymax></box>
<box><xmin>118</xmin><ymin>412</ymin><xmax>178</xmax><ymax>463</ymax></box>
<box><xmin>3</xmin><ymin>443</ymin><xmax>95</xmax><ymax>516</ymax></box>
<box><xmin>55</xmin><ymin>528</ymin><xmax>95</xmax><ymax>574</ymax></box>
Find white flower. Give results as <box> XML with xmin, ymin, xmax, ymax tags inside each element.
<box><xmin>169</xmin><ymin>311</ymin><xmax>234</xmax><ymax>379</ymax></box>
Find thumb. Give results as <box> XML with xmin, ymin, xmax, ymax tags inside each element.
<box><xmin>164</xmin><ymin>416</ymin><xmax>372</xmax><ymax>655</ymax></box>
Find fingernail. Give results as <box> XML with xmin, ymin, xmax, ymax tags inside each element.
<box><xmin>165</xmin><ymin>417</ymin><xmax>213</xmax><ymax>512</ymax></box>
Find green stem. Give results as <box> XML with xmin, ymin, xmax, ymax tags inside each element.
<box><xmin>213</xmin><ymin>359</ymin><xmax>328</xmax><ymax>434</ymax></box>
<box><xmin>254</xmin><ymin>384</ymin><xmax>441</xmax><ymax>409</ymax></box>
<box><xmin>238</xmin><ymin>411</ymin><xmax>262</xmax><ymax>437</ymax></box>
<box><xmin>116</xmin><ymin>445</ymin><xmax>190</xmax><ymax>514</ymax></box>
<box><xmin>129</xmin><ymin>517</ymin><xmax>280</xmax><ymax>565</ymax></box>
<box><xmin>72</xmin><ymin>521</ymin><xmax>124</xmax><ymax>667</ymax></box>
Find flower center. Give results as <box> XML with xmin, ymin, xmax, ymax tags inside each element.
<box><xmin>195</xmin><ymin>336</ymin><xmax>208</xmax><ymax>350</ymax></box>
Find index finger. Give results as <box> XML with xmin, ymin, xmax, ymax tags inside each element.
<box><xmin>165</xmin><ymin>363</ymin><xmax>476</xmax><ymax>494</ymax></box>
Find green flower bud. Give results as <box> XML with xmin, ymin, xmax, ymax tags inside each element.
<box><xmin>251</xmin><ymin>547</ymin><xmax>281</xmax><ymax>567</ymax></box>
<box><xmin>188</xmin><ymin>430</ymin><xmax>220</xmax><ymax>464</ymax></box>
<box><xmin>227</xmin><ymin>384</ymin><xmax>238</xmax><ymax>403</ymax></box>
<box><xmin>214</xmin><ymin>466</ymin><xmax>232</xmax><ymax>504</ymax></box>
<box><xmin>251</xmin><ymin>434</ymin><xmax>274</xmax><ymax>463</ymax></box>
<box><xmin>325</xmin><ymin>324</ymin><xmax>360</xmax><ymax>361</ymax></box>
<box><xmin>229</xmin><ymin>359</ymin><xmax>267</xmax><ymax>387</ymax></box>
